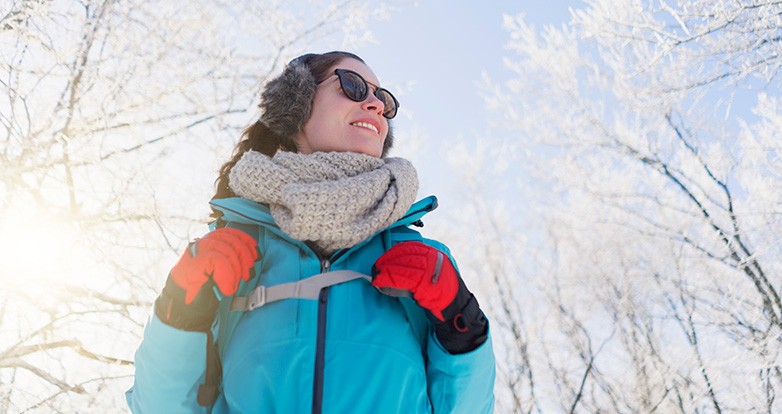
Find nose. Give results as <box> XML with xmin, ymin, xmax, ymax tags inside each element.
<box><xmin>361</xmin><ymin>92</ymin><xmax>385</xmax><ymax>116</ymax></box>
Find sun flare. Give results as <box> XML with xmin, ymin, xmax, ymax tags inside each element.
<box><xmin>0</xmin><ymin>204</ymin><xmax>90</xmax><ymax>293</ymax></box>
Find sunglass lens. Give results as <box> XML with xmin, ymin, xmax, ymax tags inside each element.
<box><xmin>340</xmin><ymin>71</ymin><xmax>368</xmax><ymax>101</ymax></box>
<box><xmin>336</xmin><ymin>69</ymin><xmax>398</xmax><ymax>119</ymax></box>
<box><xmin>376</xmin><ymin>89</ymin><xmax>398</xmax><ymax>119</ymax></box>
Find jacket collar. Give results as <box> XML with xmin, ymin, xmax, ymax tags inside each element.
<box><xmin>209</xmin><ymin>195</ymin><xmax>438</xmax><ymax>235</ymax></box>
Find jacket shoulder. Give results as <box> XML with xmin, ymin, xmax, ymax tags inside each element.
<box><xmin>394</xmin><ymin>196</ymin><xmax>438</xmax><ymax>228</ymax></box>
<box><xmin>209</xmin><ymin>197</ymin><xmax>273</xmax><ymax>228</ymax></box>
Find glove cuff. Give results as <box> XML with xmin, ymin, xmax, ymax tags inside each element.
<box><xmin>431</xmin><ymin>280</ymin><xmax>488</xmax><ymax>354</ymax></box>
<box><xmin>155</xmin><ymin>273</ymin><xmax>219</xmax><ymax>332</ymax></box>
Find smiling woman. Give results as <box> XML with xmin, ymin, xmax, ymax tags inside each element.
<box><xmin>126</xmin><ymin>51</ymin><xmax>495</xmax><ymax>414</ymax></box>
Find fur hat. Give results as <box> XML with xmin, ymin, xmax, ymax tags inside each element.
<box><xmin>258</xmin><ymin>54</ymin><xmax>394</xmax><ymax>157</ymax></box>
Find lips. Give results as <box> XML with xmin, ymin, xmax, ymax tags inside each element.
<box><xmin>350</xmin><ymin>118</ymin><xmax>381</xmax><ymax>135</ymax></box>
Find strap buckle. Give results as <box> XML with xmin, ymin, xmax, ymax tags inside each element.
<box><xmin>247</xmin><ymin>285</ymin><xmax>266</xmax><ymax>310</ymax></box>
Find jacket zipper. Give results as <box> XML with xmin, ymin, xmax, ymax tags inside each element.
<box><xmin>310</xmin><ymin>247</ymin><xmax>351</xmax><ymax>414</ymax></box>
<box><xmin>312</xmin><ymin>257</ymin><xmax>331</xmax><ymax>414</ymax></box>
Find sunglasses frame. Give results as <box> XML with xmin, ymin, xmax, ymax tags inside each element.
<box><xmin>332</xmin><ymin>69</ymin><xmax>399</xmax><ymax>119</ymax></box>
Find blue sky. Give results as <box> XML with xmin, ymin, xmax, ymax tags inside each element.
<box><xmin>354</xmin><ymin>1</ymin><xmax>580</xmax><ymax>148</ymax></box>
<box><xmin>341</xmin><ymin>1</ymin><xmax>582</xmax><ymax>204</ymax></box>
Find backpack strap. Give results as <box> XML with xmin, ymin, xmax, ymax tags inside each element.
<box><xmin>198</xmin><ymin>221</ymin><xmax>262</xmax><ymax>407</ymax></box>
<box><xmin>229</xmin><ymin>268</ymin><xmax>425</xmax><ymax>352</ymax></box>
<box><xmin>381</xmin><ymin>226</ymin><xmax>430</xmax><ymax>353</ymax></box>
<box><xmin>215</xmin><ymin>223</ymin><xmax>265</xmax><ymax>358</ymax></box>
<box><xmin>197</xmin><ymin>329</ymin><xmax>221</xmax><ymax>406</ymax></box>
<box><xmin>229</xmin><ymin>270</ymin><xmax>408</xmax><ymax>312</ymax></box>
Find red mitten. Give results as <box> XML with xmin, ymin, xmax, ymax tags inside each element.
<box><xmin>171</xmin><ymin>227</ymin><xmax>259</xmax><ymax>304</ymax></box>
<box><xmin>371</xmin><ymin>242</ymin><xmax>459</xmax><ymax>322</ymax></box>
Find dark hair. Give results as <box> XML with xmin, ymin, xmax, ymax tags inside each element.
<box><xmin>210</xmin><ymin>51</ymin><xmax>395</xmax><ymax>220</ymax></box>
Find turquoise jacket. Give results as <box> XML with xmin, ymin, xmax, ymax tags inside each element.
<box><xmin>126</xmin><ymin>196</ymin><xmax>495</xmax><ymax>413</ymax></box>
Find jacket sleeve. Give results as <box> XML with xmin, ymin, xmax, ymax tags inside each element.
<box><xmin>125</xmin><ymin>307</ymin><xmax>210</xmax><ymax>414</ymax></box>
<box><xmin>426</xmin><ymin>325</ymin><xmax>496</xmax><ymax>414</ymax></box>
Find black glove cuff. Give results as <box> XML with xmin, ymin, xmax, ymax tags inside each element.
<box><xmin>154</xmin><ymin>274</ymin><xmax>218</xmax><ymax>332</ymax></box>
<box><xmin>431</xmin><ymin>279</ymin><xmax>489</xmax><ymax>354</ymax></box>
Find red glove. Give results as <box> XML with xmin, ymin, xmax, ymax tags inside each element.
<box><xmin>372</xmin><ymin>242</ymin><xmax>489</xmax><ymax>354</ymax></box>
<box><xmin>371</xmin><ymin>242</ymin><xmax>460</xmax><ymax>322</ymax></box>
<box><xmin>171</xmin><ymin>227</ymin><xmax>259</xmax><ymax>304</ymax></box>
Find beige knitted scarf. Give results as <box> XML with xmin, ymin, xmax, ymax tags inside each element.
<box><xmin>228</xmin><ymin>150</ymin><xmax>419</xmax><ymax>254</ymax></box>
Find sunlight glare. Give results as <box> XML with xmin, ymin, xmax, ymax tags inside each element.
<box><xmin>0</xmin><ymin>204</ymin><xmax>88</xmax><ymax>294</ymax></box>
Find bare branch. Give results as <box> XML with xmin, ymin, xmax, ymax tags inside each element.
<box><xmin>0</xmin><ymin>358</ymin><xmax>86</xmax><ymax>394</ymax></box>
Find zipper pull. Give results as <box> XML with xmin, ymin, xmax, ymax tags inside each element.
<box><xmin>321</xmin><ymin>259</ymin><xmax>331</xmax><ymax>273</ymax></box>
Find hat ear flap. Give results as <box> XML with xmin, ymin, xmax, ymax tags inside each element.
<box><xmin>381</xmin><ymin>122</ymin><xmax>394</xmax><ymax>158</ymax></box>
<box><xmin>259</xmin><ymin>60</ymin><xmax>317</xmax><ymax>142</ymax></box>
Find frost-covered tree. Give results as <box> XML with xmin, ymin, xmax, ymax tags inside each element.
<box><xmin>0</xmin><ymin>0</ymin><xmax>400</xmax><ymax>412</ymax></box>
<box><xmin>469</xmin><ymin>0</ymin><xmax>782</xmax><ymax>412</ymax></box>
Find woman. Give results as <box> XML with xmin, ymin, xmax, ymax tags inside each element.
<box><xmin>126</xmin><ymin>51</ymin><xmax>495</xmax><ymax>414</ymax></box>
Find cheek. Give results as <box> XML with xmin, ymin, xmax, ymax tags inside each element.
<box><xmin>301</xmin><ymin>113</ymin><xmax>347</xmax><ymax>152</ymax></box>
<box><xmin>305</xmin><ymin>105</ymin><xmax>336</xmax><ymax>134</ymax></box>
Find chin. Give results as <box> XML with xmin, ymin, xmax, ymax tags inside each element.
<box><xmin>348</xmin><ymin>143</ymin><xmax>383</xmax><ymax>158</ymax></box>
<box><xmin>347</xmin><ymin>150</ymin><xmax>380</xmax><ymax>158</ymax></box>
<box><xmin>361</xmin><ymin>148</ymin><xmax>383</xmax><ymax>158</ymax></box>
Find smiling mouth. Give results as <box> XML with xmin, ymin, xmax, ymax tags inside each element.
<box><xmin>351</xmin><ymin>121</ymin><xmax>379</xmax><ymax>135</ymax></box>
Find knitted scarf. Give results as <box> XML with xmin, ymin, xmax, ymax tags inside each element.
<box><xmin>228</xmin><ymin>150</ymin><xmax>419</xmax><ymax>254</ymax></box>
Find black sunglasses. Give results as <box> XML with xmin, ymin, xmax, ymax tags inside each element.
<box><xmin>329</xmin><ymin>69</ymin><xmax>399</xmax><ymax>119</ymax></box>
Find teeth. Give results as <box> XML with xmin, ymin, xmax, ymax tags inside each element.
<box><xmin>352</xmin><ymin>121</ymin><xmax>378</xmax><ymax>134</ymax></box>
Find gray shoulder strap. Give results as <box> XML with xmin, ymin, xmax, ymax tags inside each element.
<box><xmin>230</xmin><ymin>270</ymin><xmax>413</xmax><ymax>312</ymax></box>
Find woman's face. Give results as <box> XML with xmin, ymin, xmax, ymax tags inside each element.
<box><xmin>295</xmin><ymin>58</ymin><xmax>389</xmax><ymax>158</ymax></box>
